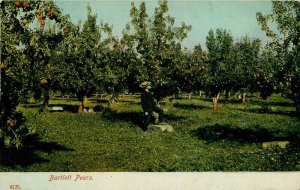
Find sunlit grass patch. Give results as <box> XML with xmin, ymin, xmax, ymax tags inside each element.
<box><xmin>1</xmin><ymin>93</ymin><xmax>299</xmax><ymax>172</ymax></box>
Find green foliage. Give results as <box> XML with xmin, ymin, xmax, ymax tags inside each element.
<box><xmin>51</xmin><ymin>5</ymin><xmax>105</xmax><ymax>111</ymax></box>
<box><xmin>256</xmin><ymin>50</ymin><xmax>277</xmax><ymax>99</ymax></box>
<box><xmin>174</xmin><ymin>45</ymin><xmax>208</xmax><ymax>95</ymax></box>
<box><xmin>0</xmin><ymin>0</ymin><xmax>65</xmax><ymax>149</ymax></box>
<box><xmin>125</xmin><ymin>0</ymin><xmax>192</xmax><ymax>99</ymax></box>
<box><xmin>205</xmin><ymin>29</ymin><xmax>235</xmax><ymax>97</ymax></box>
<box><xmin>257</xmin><ymin>1</ymin><xmax>300</xmax><ymax>113</ymax></box>
<box><xmin>0</xmin><ymin>112</ymin><xmax>35</xmax><ymax>150</ymax></box>
<box><xmin>233</xmin><ymin>37</ymin><xmax>262</xmax><ymax>93</ymax></box>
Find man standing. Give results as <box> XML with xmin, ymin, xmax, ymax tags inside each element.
<box><xmin>140</xmin><ymin>81</ymin><xmax>165</xmax><ymax>131</ymax></box>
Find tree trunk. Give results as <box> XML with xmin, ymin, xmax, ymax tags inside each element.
<box><xmin>0</xmin><ymin>68</ymin><xmax>3</xmax><ymax>117</ymax></box>
<box><xmin>242</xmin><ymin>92</ymin><xmax>247</xmax><ymax>105</ymax></box>
<box><xmin>174</xmin><ymin>93</ymin><xmax>179</xmax><ymax>99</ymax></box>
<box><xmin>95</xmin><ymin>93</ymin><xmax>98</xmax><ymax>101</ymax></box>
<box><xmin>109</xmin><ymin>94</ymin><xmax>114</xmax><ymax>104</ymax></box>
<box><xmin>43</xmin><ymin>91</ymin><xmax>50</xmax><ymax>107</ymax></box>
<box><xmin>78</xmin><ymin>96</ymin><xmax>85</xmax><ymax>113</ymax></box>
<box><xmin>291</xmin><ymin>77</ymin><xmax>300</xmax><ymax>115</ymax></box>
<box><xmin>0</xmin><ymin>67</ymin><xmax>2</xmax><ymax>104</ymax></box>
<box><xmin>213</xmin><ymin>98</ymin><xmax>218</xmax><ymax>110</ymax></box>
<box><xmin>199</xmin><ymin>90</ymin><xmax>202</xmax><ymax>99</ymax></box>
<box><xmin>213</xmin><ymin>92</ymin><xmax>220</xmax><ymax>111</ymax></box>
<box><xmin>225</xmin><ymin>90</ymin><xmax>229</xmax><ymax>101</ymax></box>
<box><xmin>293</xmin><ymin>94</ymin><xmax>300</xmax><ymax>114</ymax></box>
<box><xmin>100</xmin><ymin>93</ymin><xmax>103</xmax><ymax>100</ymax></box>
<box><xmin>188</xmin><ymin>92</ymin><xmax>192</xmax><ymax>100</ymax></box>
<box><xmin>41</xmin><ymin>86</ymin><xmax>50</xmax><ymax>107</ymax></box>
<box><xmin>78</xmin><ymin>100</ymin><xmax>84</xmax><ymax>113</ymax></box>
<box><xmin>217</xmin><ymin>92</ymin><xmax>220</xmax><ymax>100</ymax></box>
<box><xmin>206</xmin><ymin>90</ymin><xmax>212</xmax><ymax>99</ymax></box>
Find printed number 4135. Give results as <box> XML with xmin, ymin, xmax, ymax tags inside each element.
<box><xmin>10</xmin><ymin>185</ymin><xmax>21</xmax><ymax>190</ymax></box>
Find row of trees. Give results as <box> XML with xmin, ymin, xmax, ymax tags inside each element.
<box><xmin>0</xmin><ymin>0</ymin><xmax>299</xmax><ymax>149</ymax></box>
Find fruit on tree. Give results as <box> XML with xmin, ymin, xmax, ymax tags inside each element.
<box><xmin>63</xmin><ymin>25</ymin><xmax>69</xmax><ymax>33</ymax></box>
<box><xmin>24</xmin><ymin>23</ymin><xmax>29</xmax><ymax>29</ymax></box>
<box><xmin>15</xmin><ymin>0</ymin><xmax>22</xmax><ymax>7</ymax></box>
<box><xmin>37</xmin><ymin>14</ymin><xmax>43</xmax><ymax>20</ymax></box>
<box><xmin>9</xmin><ymin>24</ymin><xmax>14</xmax><ymax>31</ymax></box>
<box><xmin>51</xmin><ymin>11</ymin><xmax>58</xmax><ymax>19</ymax></box>
<box><xmin>40</xmin><ymin>79</ymin><xmax>48</xmax><ymax>85</ymax></box>
<box><xmin>47</xmin><ymin>11</ymin><xmax>52</xmax><ymax>17</ymax></box>
<box><xmin>39</xmin><ymin>19</ymin><xmax>45</xmax><ymax>27</ymax></box>
<box><xmin>23</xmin><ymin>1</ymin><xmax>30</xmax><ymax>9</ymax></box>
<box><xmin>6</xmin><ymin>118</ymin><xmax>15</xmax><ymax>128</ymax></box>
<box><xmin>22</xmin><ymin>19</ymin><xmax>28</xmax><ymax>25</ymax></box>
<box><xmin>0</xmin><ymin>64</ymin><xmax>6</xmax><ymax>69</ymax></box>
<box><xmin>37</xmin><ymin>9</ymin><xmax>42</xmax><ymax>15</ymax></box>
<box><xmin>45</xmin><ymin>6</ymin><xmax>51</xmax><ymax>14</ymax></box>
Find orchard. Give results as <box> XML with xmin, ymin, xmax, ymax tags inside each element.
<box><xmin>0</xmin><ymin>0</ymin><xmax>300</xmax><ymax>171</ymax></box>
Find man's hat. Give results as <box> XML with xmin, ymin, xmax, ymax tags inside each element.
<box><xmin>139</xmin><ymin>81</ymin><xmax>151</xmax><ymax>88</ymax></box>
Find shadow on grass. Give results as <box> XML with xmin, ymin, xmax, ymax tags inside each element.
<box><xmin>122</xmin><ymin>100</ymin><xmax>141</xmax><ymax>105</ymax></box>
<box><xmin>22</xmin><ymin>103</ymin><xmax>40</xmax><ymax>108</ymax></box>
<box><xmin>200</xmin><ymin>98</ymin><xmax>241</xmax><ymax>104</ymax></box>
<box><xmin>94</xmin><ymin>99</ymin><xmax>109</xmax><ymax>104</ymax></box>
<box><xmin>102</xmin><ymin>109</ymin><xmax>143</xmax><ymax>127</ymax></box>
<box><xmin>200</xmin><ymin>97</ymin><xmax>293</xmax><ymax>107</ymax></box>
<box><xmin>195</xmin><ymin>98</ymin><xmax>298</xmax><ymax>117</ymax></box>
<box><xmin>173</xmin><ymin>102</ymin><xmax>209</xmax><ymax>110</ymax></box>
<box><xmin>48</xmin><ymin>103</ymin><xmax>108</xmax><ymax>113</ymax></box>
<box><xmin>241</xmin><ymin>107</ymin><xmax>299</xmax><ymax>118</ymax></box>
<box><xmin>23</xmin><ymin>102</ymin><xmax>108</xmax><ymax>114</ymax></box>
<box><xmin>165</xmin><ymin>113</ymin><xmax>186</xmax><ymax>122</ymax></box>
<box><xmin>249</xmin><ymin>99</ymin><xmax>294</xmax><ymax>107</ymax></box>
<box><xmin>191</xmin><ymin>123</ymin><xmax>288</xmax><ymax>143</ymax></box>
<box><xmin>101</xmin><ymin>108</ymin><xmax>185</xmax><ymax>129</ymax></box>
<box><xmin>0</xmin><ymin>134</ymin><xmax>74</xmax><ymax>168</ymax></box>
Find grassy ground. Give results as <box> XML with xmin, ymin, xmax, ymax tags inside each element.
<box><xmin>1</xmin><ymin>93</ymin><xmax>300</xmax><ymax>171</ymax></box>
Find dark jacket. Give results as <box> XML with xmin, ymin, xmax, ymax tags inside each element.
<box><xmin>141</xmin><ymin>90</ymin><xmax>156</xmax><ymax>112</ymax></box>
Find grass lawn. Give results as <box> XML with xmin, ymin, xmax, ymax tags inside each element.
<box><xmin>1</xmin><ymin>93</ymin><xmax>300</xmax><ymax>171</ymax></box>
